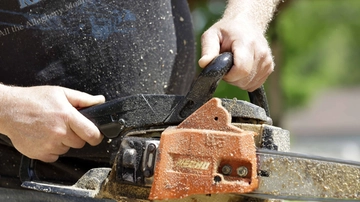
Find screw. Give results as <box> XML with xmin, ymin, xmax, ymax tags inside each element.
<box><xmin>213</xmin><ymin>175</ymin><xmax>222</xmax><ymax>183</ymax></box>
<box><xmin>221</xmin><ymin>165</ymin><xmax>232</xmax><ymax>175</ymax></box>
<box><xmin>128</xmin><ymin>141</ymin><xmax>134</xmax><ymax>148</ymax></box>
<box><xmin>144</xmin><ymin>169</ymin><xmax>152</xmax><ymax>178</ymax></box>
<box><xmin>148</xmin><ymin>143</ymin><xmax>156</xmax><ymax>152</ymax></box>
<box><xmin>236</xmin><ymin>166</ymin><xmax>248</xmax><ymax>177</ymax></box>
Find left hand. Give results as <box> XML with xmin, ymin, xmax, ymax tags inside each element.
<box><xmin>198</xmin><ymin>17</ymin><xmax>274</xmax><ymax>92</ymax></box>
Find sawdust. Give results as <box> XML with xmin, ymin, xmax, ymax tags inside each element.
<box><xmin>96</xmin><ymin>163</ymin><xmax>151</xmax><ymax>202</ymax></box>
<box><xmin>257</xmin><ymin>151</ymin><xmax>360</xmax><ymax>200</ymax></box>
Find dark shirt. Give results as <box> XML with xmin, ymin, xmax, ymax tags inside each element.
<box><xmin>0</xmin><ymin>0</ymin><xmax>195</xmax><ymax>188</ymax></box>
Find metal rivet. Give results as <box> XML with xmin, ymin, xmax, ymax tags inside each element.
<box><xmin>118</xmin><ymin>118</ymin><xmax>125</xmax><ymax>130</ymax></box>
<box><xmin>148</xmin><ymin>144</ymin><xmax>156</xmax><ymax>152</ymax></box>
<box><xmin>128</xmin><ymin>141</ymin><xmax>134</xmax><ymax>148</ymax></box>
<box><xmin>221</xmin><ymin>165</ymin><xmax>232</xmax><ymax>175</ymax></box>
<box><xmin>213</xmin><ymin>175</ymin><xmax>221</xmax><ymax>183</ymax></box>
<box><xmin>236</xmin><ymin>166</ymin><xmax>248</xmax><ymax>177</ymax></box>
<box><xmin>144</xmin><ymin>169</ymin><xmax>152</xmax><ymax>178</ymax></box>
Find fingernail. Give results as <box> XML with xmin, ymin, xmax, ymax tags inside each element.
<box><xmin>95</xmin><ymin>95</ymin><xmax>106</xmax><ymax>101</ymax></box>
<box><xmin>198</xmin><ymin>55</ymin><xmax>209</xmax><ymax>67</ymax></box>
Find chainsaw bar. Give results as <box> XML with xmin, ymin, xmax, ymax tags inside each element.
<box><xmin>250</xmin><ymin>149</ymin><xmax>360</xmax><ymax>201</ymax></box>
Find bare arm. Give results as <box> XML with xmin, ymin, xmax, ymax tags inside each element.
<box><xmin>199</xmin><ymin>0</ymin><xmax>281</xmax><ymax>92</ymax></box>
<box><xmin>0</xmin><ymin>84</ymin><xmax>105</xmax><ymax>162</ymax></box>
<box><xmin>222</xmin><ymin>0</ymin><xmax>280</xmax><ymax>32</ymax></box>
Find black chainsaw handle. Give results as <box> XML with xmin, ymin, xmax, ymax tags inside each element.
<box><xmin>248</xmin><ymin>86</ymin><xmax>270</xmax><ymax>117</ymax></box>
<box><xmin>165</xmin><ymin>52</ymin><xmax>270</xmax><ymax>123</ymax></box>
<box><xmin>164</xmin><ymin>52</ymin><xmax>233</xmax><ymax>123</ymax></box>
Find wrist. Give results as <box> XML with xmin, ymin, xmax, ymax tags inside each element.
<box><xmin>223</xmin><ymin>0</ymin><xmax>280</xmax><ymax>33</ymax></box>
<box><xmin>0</xmin><ymin>84</ymin><xmax>15</xmax><ymax>137</ymax></box>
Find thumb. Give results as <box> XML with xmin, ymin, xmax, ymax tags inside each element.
<box><xmin>63</xmin><ymin>88</ymin><xmax>105</xmax><ymax>108</ymax></box>
<box><xmin>198</xmin><ymin>29</ymin><xmax>221</xmax><ymax>68</ymax></box>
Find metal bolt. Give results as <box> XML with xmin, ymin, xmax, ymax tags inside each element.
<box><xmin>236</xmin><ymin>166</ymin><xmax>248</xmax><ymax>177</ymax></box>
<box><xmin>221</xmin><ymin>165</ymin><xmax>232</xmax><ymax>175</ymax></box>
<box><xmin>148</xmin><ymin>143</ymin><xmax>156</xmax><ymax>152</ymax></box>
<box><xmin>213</xmin><ymin>175</ymin><xmax>222</xmax><ymax>183</ymax></box>
<box><xmin>144</xmin><ymin>169</ymin><xmax>152</xmax><ymax>178</ymax></box>
<box><xmin>128</xmin><ymin>141</ymin><xmax>134</xmax><ymax>148</ymax></box>
<box><xmin>118</xmin><ymin>118</ymin><xmax>125</xmax><ymax>130</ymax></box>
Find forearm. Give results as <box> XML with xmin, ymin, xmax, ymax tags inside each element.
<box><xmin>223</xmin><ymin>0</ymin><xmax>281</xmax><ymax>33</ymax></box>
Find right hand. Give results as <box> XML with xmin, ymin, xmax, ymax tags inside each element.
<box><xmin>198</xmin><ymin>17</ymin><xmax>274</xmax><ymax>92</ymax></box>
<box><xmin>0</xmin><ymin>85</ymin><xmax>105</xmax><ymax>162</ymax></box>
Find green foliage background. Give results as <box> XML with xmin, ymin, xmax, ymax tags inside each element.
<box><xmin>277</xmin><ymin>0</ymin><xmax>360</xmax><ymax>108</ymax></box>
<box><xmin>190</xmin><ymin>0</ymin><xmax>360</xmax><ymax>121</ymax></box>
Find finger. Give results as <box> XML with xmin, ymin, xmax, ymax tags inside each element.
<box><xmin>63</xmin><ymin>88</ymin><xmax>105</xmax><ymax>108</ymax></box>
<box><xmin>30</xmin><ymin>143</ymin><xmax>68</xmax><ymax>162</ymax></box>
<box><xmin>246</xmin><ymin>56</ymin><xmax>274</xmax><ymax>91</ymax></box>
<box><xmin>37</xmin><ymin>153</ymin><xmax>60</xmax><ymax>163</ymax></box>
<box><xmin>62</xmin><ymin>129</ymin><xmax>86</xmax><ymax>149</ymax></box>
<box><xmin>223</xmin><ymin>44</ymin><xmax>255</xmax><ymax>84</ymax></box>
<box><xmin>68</xmin><ymin>109</ymin><xmax>103</xmax><ymax>146</ymax></box>
<box><xmin>198</xmin><ymin>29</ymin><xmax>221</xmax><ymax>68</ymax></box>
<box><xmin>49</xmin><ymin>142</ymin><xmax>71</xmax><ymax>155</ymax></box>
<box><xmin>245</xmin><ymin>61</ymin><xmax>274</xmax><ymax>92</ymax></box>
<box><xmin>246</xmin><ymin>73</ymin><xmax>269</xmax><ymax>92</ymax></box>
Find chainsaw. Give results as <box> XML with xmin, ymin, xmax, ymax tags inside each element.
<box><xmin>18</xmin><ymin>53</ymin><xmax>360</xmax><ymax>202</ymax></box>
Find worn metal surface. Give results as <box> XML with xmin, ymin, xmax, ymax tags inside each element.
<box><xmin>234</xmin><ymin>123</ymin><xmax>290</xmax><ymax>152</ymax></box>
<box><xmin>222</xmin><ymin>99</ymin><xmax>271</xmax><ymax>124</ymax></box>
<box><xmin>22</xmin><ymin>168</ymin><xmax>111</xmax><ymax>198</ymax></box>
<box><xmin>251</xmin><ymin>149</ymin><xmax>360</xmax><ymax>201</ymax></box>
<box><xmin>0</xmin><ymin>187</ymin><xmax>115</xmax><ymax>202</ymax></box>
<box><xmin>22</xmin><ymin>147</ymin><xmax>360</xmax><ymax>201</ymax></box>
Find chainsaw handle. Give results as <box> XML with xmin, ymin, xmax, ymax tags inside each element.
<box><xmin>165</xmin><ymin>52</ymin><xmax>233</xmax><ymax>123</ymax></box>
<box><xmin>165</xmin><ymin>52</ymin><xmax>271</xmax><ymax>123</ymax></box>
<box><xmin>248</xmin><ymin>86</ymin><xmax>270</xmax><ymax>117</ymax></box>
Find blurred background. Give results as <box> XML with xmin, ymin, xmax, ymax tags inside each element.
<box><xmin>189</xmin><ymin>0</ymin><xmax>360</xmax><ymax>162</ymax></box>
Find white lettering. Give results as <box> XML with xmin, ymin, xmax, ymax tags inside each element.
<box><xmin>176</xmin><ymin>159</ymin><xmax>210</xmax><ymax>170</ymax></box>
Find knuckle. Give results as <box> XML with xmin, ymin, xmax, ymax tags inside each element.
<box><xmin>201</xmin><ymin>29</ymin><xmax>217</xmax><ymax>44</ymax></box>
<box><xmin>52</xmin><ymin>126</ymin><xmax>67</xmax><ymax>137</ymax></box>
<box><xmin>228</xmin><ymin>77</ymin><xmax>251</xmax><ymax>91</ymax></box>
<box><xmin>43</xmin><ymin>142</ymin><xmax>56</xmax><ymax>154</ymax></box>
<box><xmin>62</xmin><ymin>146</ymin><xmax>71</xmax><ymax>154</ymax></box>
<box><xmin>264</xmin><ymin>60</ymin><xmax>275</xmax><ymax>74</ymax></box>
<box><xmin>85</xmin><ymin>130</ymin><xmax>101</xmax><ymax>146</ymax></box>
<box><xmin>76</xmin><ymin>141</ymin><xmax>86</xmax><ymax>148</ymax></box>
<box><xmin>59</xmin><ymin>109</ymin><xmax>72</xmax><ymax>123</ymax></box>
<box><xmin>237</xmin><ymin>65</ymin><xmax>252</xmax><ymax>78</ymax></box>
<box><xmin>86</xmin><ymin>130</ymin><xmax>97</xmax><ymax>140</ymax></box>
<box><xmin>201</xmin><ymin>30</ymin><xmax>211</xmax><ymax>40</ymax></box>
<box><xmin>258</xmin><ymin>48</ymin><xmax>269</xmax><ymax>59</ymax></box>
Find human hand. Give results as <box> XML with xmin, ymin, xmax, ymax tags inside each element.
<box><xmin>198</xmin><ymin>17</ymin><xmax>274</xmax><ymax>92</ymax></box>
<box><xmin>0</xmin><ymin>85</ymin><xmax>105</xmax><ymax>162</ymax></box>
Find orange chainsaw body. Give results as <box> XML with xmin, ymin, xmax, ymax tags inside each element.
<box><xmin>149</xmin><ymin>98</ymin><xmax>258</xmax><ymax>200</ymax></box>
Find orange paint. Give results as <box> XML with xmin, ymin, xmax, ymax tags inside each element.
<box><xmin>149</xmin><ymin>98</ymin><xmax>258</xmax><ymax>200</ymax></box>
